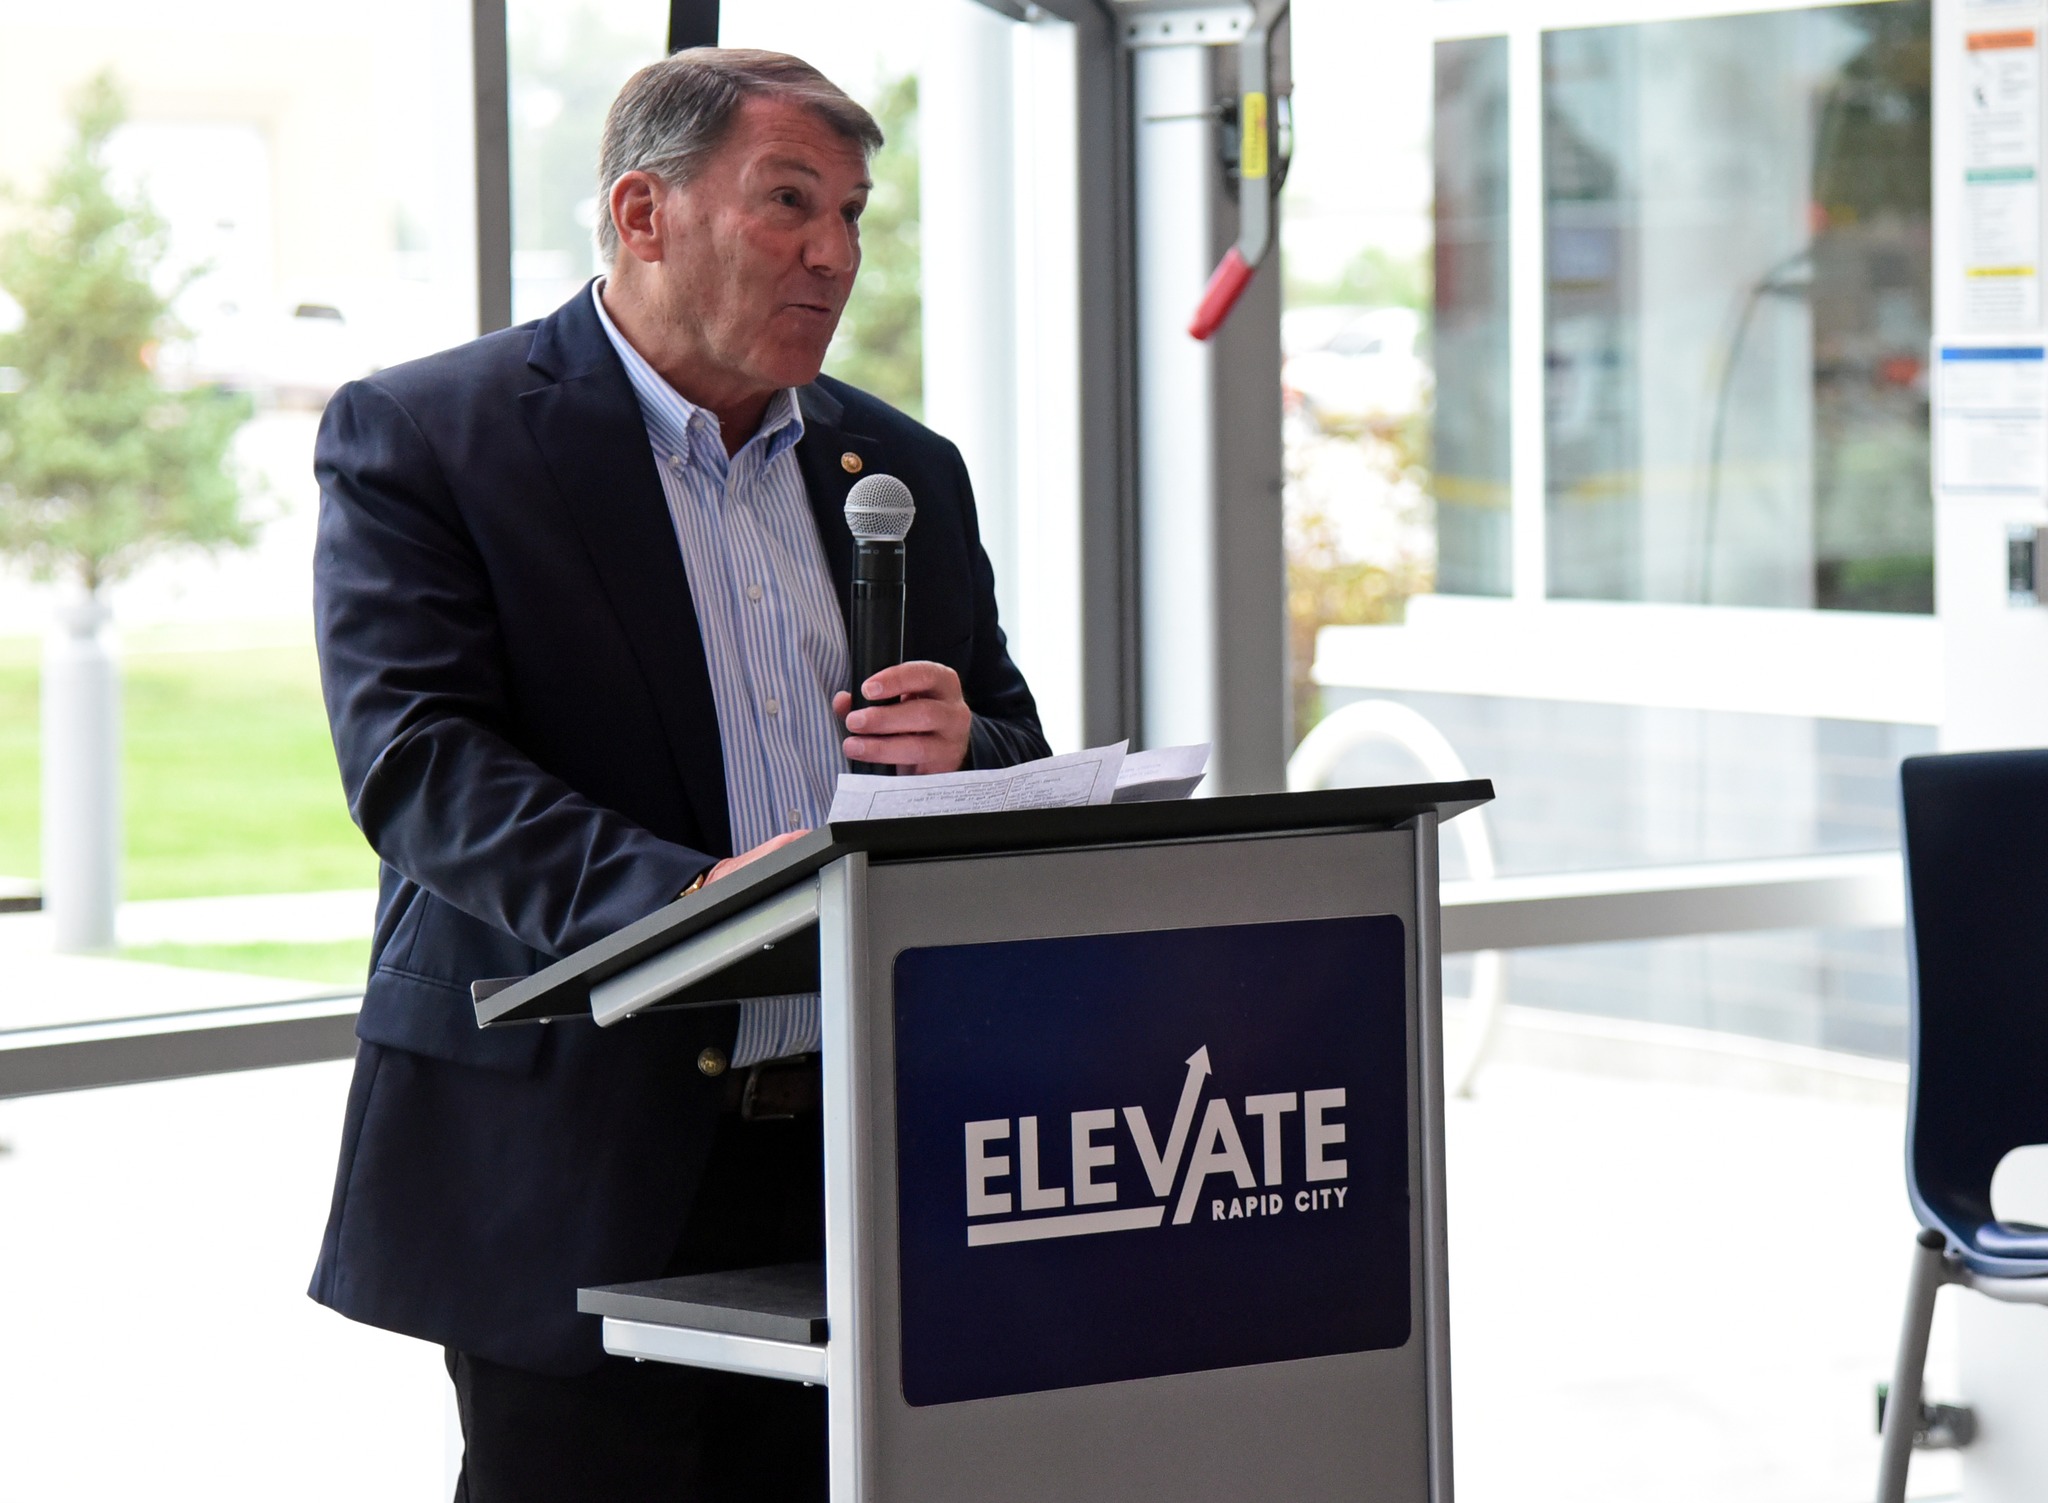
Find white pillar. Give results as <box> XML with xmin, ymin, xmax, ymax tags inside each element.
<box><xmin>1007</xmin><ymin>17</ymin><xmax>1085</xmax><ymax>757</ymax></box>
<box><xmin>920</xmin><ymin>2</ymin><xmax>1086</xmax><ymax>754</ymax></box>
<box><xmin>42</xmin><ymin>594</ymin><xmax>121</xmax><ymax>952</ymax></box>
<box><xmin>1133</xmin><ymin>43</ymin><xmax>1222</xmax><ymax>762</ymax></box>
<box><xmin>1131</xmin><ymin>39</ymin><xmax>1287</xmax><ymax>792</ymax></box>
<box><xmin>921</xmin><ymin>0</ymin><xmax>1021</xmax><ymax>619</ymax></box>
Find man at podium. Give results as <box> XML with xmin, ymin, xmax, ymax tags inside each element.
<box><xmin>307</xmin><ymin>48</ymin><xmax>1047</xmax><ymax>1502</ymax></box>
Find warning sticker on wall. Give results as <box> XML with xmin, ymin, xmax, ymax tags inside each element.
<box><xmin>1965</xmin><ymin>28</ymin><xmax>2043</xmax><ymax>330</ymax></box>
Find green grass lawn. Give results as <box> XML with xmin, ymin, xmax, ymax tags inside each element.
<box><xmin>121</xmin><ymin>938</ymin><xmax>372</xmax><ymax>988</ymax></box>
<box><xmin>0</xmin><ymin>637</ymin><xmax>32</xmax><ymax>887</ymax></box>
<box><xmin>0</xmin><ymin>634</ymin><xmax>376</xmax><ymax>899</ymax></box>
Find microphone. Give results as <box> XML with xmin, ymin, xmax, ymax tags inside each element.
<box><xmin>844</xmin><ymin>473</ymin><xmax>915</xmax><ymax>776</ymax></box>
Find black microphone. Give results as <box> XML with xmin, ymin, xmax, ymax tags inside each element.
<box><xmin>844</xmin><ymin>473</ymin><xmax>915</xmax><ymax>776</ymax></box>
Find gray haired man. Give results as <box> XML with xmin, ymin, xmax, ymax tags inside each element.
<box><xmin>307</xmin><ymin>48</ymin><xmax>1047</xmax><ymax>1501</ymax></box>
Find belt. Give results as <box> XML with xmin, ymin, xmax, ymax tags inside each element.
<box><xmin>718</xmin><ymin>1053</ymin><xmax>822</xmax><ymax>1121</ymax></box>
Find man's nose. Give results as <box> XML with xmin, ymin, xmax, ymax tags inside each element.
<box><xmin>803</xmin><ymin>215</ymin><xmax>859</xmax><ymax>278</ymax></box>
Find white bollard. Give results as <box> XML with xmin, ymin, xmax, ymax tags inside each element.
<box><xmin>41</xmin><ymin>594</ymin><xmax>120</xmax><ymax>953</ymax></box>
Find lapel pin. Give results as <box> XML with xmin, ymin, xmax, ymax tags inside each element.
<box><xmin>841</xmin><ymin>452</ymin><xmax>863</xmax><ymax>474</ymax></box>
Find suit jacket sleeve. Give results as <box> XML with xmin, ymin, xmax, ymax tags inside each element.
<box><xmin>947</xmin><ymin>444</ymin><xmax>1055</xmax><ymax>771</ymax></box>
<box><xmin>314</xmin><ymin>379</ymin><xmax>713</xmax><ymax>960</ymax></box>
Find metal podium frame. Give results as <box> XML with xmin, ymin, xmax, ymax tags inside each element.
<box><xmin>477</xmin><ymin>783</ymin><xmax>1487</xmax><ymax>1502</ymax></box>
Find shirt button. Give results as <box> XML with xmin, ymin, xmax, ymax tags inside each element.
<box><xmin>765</xmin><ymin>698</ymin><xmax>781</xmax><ymax>717</ymax></box>
<box><xmin>746</xmin><ymin>584</ymin><xmax>763</xmax><ymax>602</ymax></box>
<box><xmin>787</xmin><ymin>808</ymin><xmax>802</xmax><ymax>828</ymax></box>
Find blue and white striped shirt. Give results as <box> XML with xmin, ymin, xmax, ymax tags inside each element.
<box><xmin>593</xmin><ymin>282</ymin><xmax>839</xmax><ymax>1066</ymax></box>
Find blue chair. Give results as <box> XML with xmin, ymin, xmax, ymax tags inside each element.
<box><xmin>1879</xmin><ymin>749</ymin><xmax>2048</xmax><ymax>1502</ymax></box>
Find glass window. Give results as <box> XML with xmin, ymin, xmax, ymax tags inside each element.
<box><xmin>1320</xmin><ymin>683</ymin><xmax>1930</xmax><ymax>1056</ymax></box>
<box><xmin>1432</xmin><ymin>35</ymin><xmax>1512</xmax><ymax>598</ymax></box>
<box><xmin>1503</xmin><ymin>925</ymin><xmax>1910</xmax><ymax>1057</ymax></box>
<box><xmin>1292</xmin><ymin>13</ymin><xmax>1945</xmax><ymax>1499</ymax></box>
<box><xmin>1542</xmin><ymin>3</ymin><xmax>1933</xmax><ymax>610</ymax></box>
<box><xmin>0</xmin><ymin>0</ymin><xmax>474</xmax><ymax>988</ymax></box>
<box><xmin>1281</xmin><ymin>0</ymin><xmax>1438</xmax><ymax>734</ymax></box>
<box><xmin>509</xmin><ymin>0</ymin><xmax>668</xmax><ymax>326</ymax></box>
<box><xmin>1319</xmin><ymin>687</ymin><xmax>1928</xmax><ymax>873</ymax></box>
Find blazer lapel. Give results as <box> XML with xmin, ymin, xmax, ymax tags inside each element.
<box><xmin>794</xmin><ymin>382</ymin><xmax>886</xmax><ymax>642</ymax></box>
<box><xmin>519</xmin><ymin>290</ymin><xmax>732</xmax><ymax>854</ymax></box>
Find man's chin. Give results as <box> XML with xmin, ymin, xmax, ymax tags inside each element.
<box><xmin>762</xmin><ymin>350</ymin><xmax>831</xmax><ymax>392</ymax></box>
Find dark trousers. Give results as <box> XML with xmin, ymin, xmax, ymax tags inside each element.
<box><xmin>447</xmin><ymin>1110</ymin><xmax>827</xmax><ymax>1502</ymax></box>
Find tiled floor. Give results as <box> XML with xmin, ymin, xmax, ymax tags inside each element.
<box><xmin>0</xmin><ymin>1030</ymin><xmax>1963</xmax><ymax>1502</ymax></box>
<box><xmin>1446</xmin><ymin>1058</ymin><xmax>1957</xmax><ymax>1503</ymax></box>
<box><xmin>0</xmin><ymin>1061</ymin><xmax>449</xmax><ymax>1503</ymax></box>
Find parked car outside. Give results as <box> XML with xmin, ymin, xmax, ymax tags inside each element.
<box><xmin>1281</xmin><ymin>304</ymin><xmax>1428</xmax><ymax>431</ymax></box>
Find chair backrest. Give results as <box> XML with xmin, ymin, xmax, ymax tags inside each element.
<box><xmin>1901</xmin><ymin>750</ymin><xmax>2048</xmax><ymax>1274</ymax></box>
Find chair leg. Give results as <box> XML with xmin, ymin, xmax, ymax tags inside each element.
<box><xmin>1877</xmin><ymin>1228</ymin><xmax>1950</xmax><ymax>1503</ymax></box>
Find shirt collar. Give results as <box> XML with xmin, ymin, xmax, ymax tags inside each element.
<box><xmin>589</xmin><ymin>278</ymin><xmax>805</xmax><ymax>473</ymax></box>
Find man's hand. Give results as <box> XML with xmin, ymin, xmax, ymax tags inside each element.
<box><xmin>835</xmin><ymin>661</ymin><xmax>972</xmax><ymax>775</ymax></box>
<box><xmin>705</xmin><ymin>829</ymin><xmax>808</xmax><ymax>885</ymax></box>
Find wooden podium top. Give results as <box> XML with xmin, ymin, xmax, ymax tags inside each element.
<box><xmin>475</xmin><ymin>780</ymin><xmax>1492</xmax><ymax>1028</ymax></box>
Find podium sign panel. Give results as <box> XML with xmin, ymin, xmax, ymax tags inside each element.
<box><xmin>894</xmin><ymin>914</ymin><xmax>1411</xmax><ymax>1405</ymax></box>
<box><xmin>849</xmin><ymin>825</ymin><xmax>1444</xmax><ymax>1503</ymax></box>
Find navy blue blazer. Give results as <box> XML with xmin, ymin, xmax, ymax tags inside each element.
<box><xmin>308</xmin><ymin>284</ymin><xmax>1048</xmax><ymax>1375</ymax></box>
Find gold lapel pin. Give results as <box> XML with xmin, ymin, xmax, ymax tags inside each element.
<box><xmin>840</xmin><ymin>452</ymin><xmax>863</xmax><ymax>474</ymax></box>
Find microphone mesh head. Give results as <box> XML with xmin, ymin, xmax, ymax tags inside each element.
<box><xmin>844</xmin><ymin>473</ymin><xmax>915</xmax><ymax>543</ymax></box>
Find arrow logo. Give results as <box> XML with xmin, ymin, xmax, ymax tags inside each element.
<box><xmin>1123</xmin><ymin>1046</ymin><xmax>1211</xmax><ymax>1198</ymax></box>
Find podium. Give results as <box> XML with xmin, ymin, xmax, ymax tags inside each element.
<box><xmin>477</xmin><ymin>781</ymin><xmax>1490</xmax><ymax>1502</ymax></box>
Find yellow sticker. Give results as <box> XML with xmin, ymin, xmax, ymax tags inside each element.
<box><xmin>1241</xmin><ymin>92</ymin><xmax>1269</xmax><ymax>181</ymax></box>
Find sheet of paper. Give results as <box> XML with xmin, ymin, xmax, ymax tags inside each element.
<box><xmin>829</xmin><ymin>743</ymin><xmax>1128</xmax><ymax>822</ymax></box>
<box><xmin>1939</xmin><ymin>345</ymin><xmax>2048</xmax><ymax>491</ymax></box>
<box><xmin>1112</xmin><ymin>743</ymin><xmax>1211</xmax><ymax>803</ymax></box>
<box><xmin>1964</xmin><ymin>26</ymin><xmax>2043</xmax><ymax>329</ymax></box>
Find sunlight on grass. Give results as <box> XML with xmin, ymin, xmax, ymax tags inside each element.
<box><xmin>0</xmin><ymin>635</ymin><xmax>375</xmax><ymax>898</ymax></box>
<box><xmin>0</xmin><ymin>639</ymin><xmax>37</xmax><ymax>885</ymax></box>
<box><xmin>120</xmin><ymin>939</ymin><xmax>371</xmax><ymax>989</ymax></box>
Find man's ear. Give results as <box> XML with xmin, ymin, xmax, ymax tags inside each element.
<box><xmin>610</xmin><ymin>171</ymin><xmax>665</xmax><ymax>265</ymax></box>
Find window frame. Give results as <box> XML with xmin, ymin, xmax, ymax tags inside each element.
<box><xmin>1405</xmin><ymin>0</ymin><xmax>1939</xmax><ymax>720</ymax></box>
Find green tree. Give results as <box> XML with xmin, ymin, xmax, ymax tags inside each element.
<box><xmin>825</xmin><ymin>72</ymin><xmax>922</xmax><ymax>418</ymax></box>
<box><xmin>0</xmin><ymin>74</ymin><xmax>253</xmax><ymax>593</ymax></box>
<box><xmin>0</xmin><ymin>73</ymin><xmax>257</xmax><ymax>951</ymax></box>
<box><xmin>1284</xmin><ymin>243</ymin><xmax>1430</xmax><ymax>315</ymax></box>
<box><xmin>1281</xmin><ymin>240</ymin><xmax>1435</xmax><ymax>742</ymax></box>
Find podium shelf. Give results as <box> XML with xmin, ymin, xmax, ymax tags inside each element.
<box><xmin>581</xmin><ymin>1262</ymin><xmax>828</xmax><ymax>1385</ymax></box>
<box><xmin>580</xmin><ymin>1261</ymin><xmax>826</xmax><ymax>1342</ymax></box>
